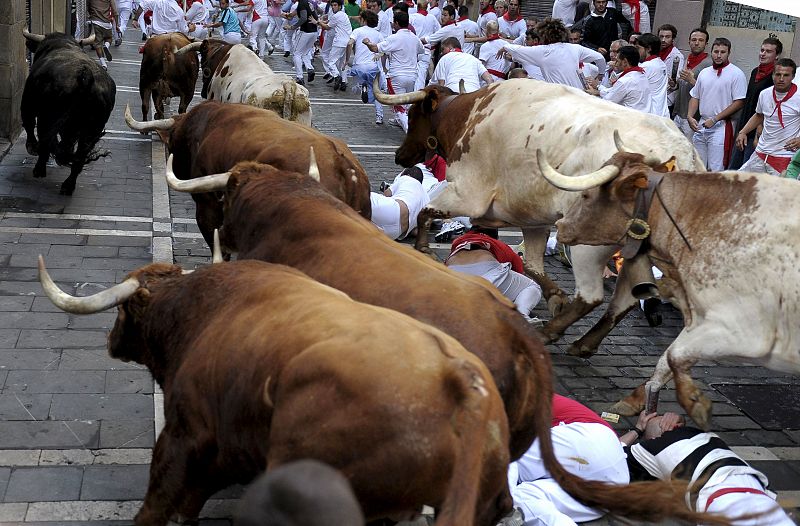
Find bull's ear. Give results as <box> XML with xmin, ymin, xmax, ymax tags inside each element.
<box><xmin>422</xmin><ymin>90</ymin><xmax>440</xmax><ymax>114</ymax></box>
<box><xmin>226</xmin><ymin>171</ymin><xmax>242</xmax><ymax>194</ymax></box>
<box><xmin>611</xmin><ymin>169</ymin><xmax>648</xmax><ymax>202</ymax></box>
<box><xmin>126</xmin><ymin>289</ymin><xmax>151</xmax><ymax>321</ymax></box>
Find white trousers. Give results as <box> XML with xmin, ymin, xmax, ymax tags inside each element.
<box><xmin>692</xmin><ymin>121</ymin><xmax>727</xmax><ymax>171</ymax></box>
<box><xmin>250</xmin><ymin>18</ymin><xmax>274</xmax><ymax>55</ymax></box>
<box><xmin>415</xmin><ymin>51</ymin><xmax>431</xmax><ymax>90</ymax></box>
<box><xmin>323</xmin><ymin>45</ymin><xmax>346</xmax><ymax>78</ymax></box>
<box><xmin>117</xmin><ymin>7</ymin><xmax>131</xmax><ymax>33</ymax></box>
<box><xmin>320</xmin><ymin>31</ymin><xmax>335</xmax><ymax>75</ymax></box>
<box><xmin>284</xmin><ymin>27</ymin><xmax>296</xmax><ymax>53</ymax></box>
<box><xmin>293</xmin><ymin>31</ymin><xmax>317</xmax><ymax>78</ymax></box>
<box><xmin>509</xmin><ymin>422</ymin><xmax>629</xmax><ymax>526</ymax></box>
<box><xmin>267</xmin><ymin>15</ymin><xmax>284</xmax><ymax>45</ymax></box>
<box><xmin>388</xmin><ymin>75</ymin><xmax>416</xmax><ymax>133</ymax></box>
<box><xmin>739</xmin><ymin>151</ymin><xmax>787</xmax><ymax>176</ymax></box>
<box><xmin>221</xmin><ymin>31</ymin><xmax>242</xmax><ymax>44</ymax></box>
<box><xmin>370</xmin><ymin>193</ymin><xmax>403</xmax><ymax>239</ymax></box>
<box><xmin>673</xmin><ymin>115</ymin><xmax>693</xmax><ymax>140</ymax></box>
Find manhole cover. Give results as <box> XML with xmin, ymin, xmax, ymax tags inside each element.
<box><xmin>712</xmin><ymin>384</ymin><xmax>800</xmax><ymax>430</ymax></box>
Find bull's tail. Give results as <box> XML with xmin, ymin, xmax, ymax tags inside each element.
<box><xmin>527</xmin><ymin>351</ymin><xmax>731</xmax><ymax>526</ymax></box>
<box><xmin>435</xmin><ymin>360</ymin><xmax>509</xmax><ymax>526</ymax></box>
<box><xmin>282</xmin><ymin>80</ymin><xmax>295</xmax><ymax>120</ymax></box>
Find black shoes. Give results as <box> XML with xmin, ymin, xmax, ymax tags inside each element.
<box><xmin>333</xmin><ymin>76</ymin><xmax>341</xmax><ymax>90</ymax></box>
<box><xmin>361</xmin><ymin>84</ymin><xmax>369</xmax><ymax>103</ymax></box>
<box><xmin>296</xmin><ymin>77</ymin><xmax>305</xmax><ymax>86</ymax></box>
<box><xmin>307</xmin><ymin>69</ymin><xmax>315</xmax><ymax>82</ymax></box>
<box><xmin>284</xmin><ymin>50</ymin><xmax>290</xmax><ymax>57</ymax></box>
<box><xmin>339</xmin><ymin>81</ymin><xmax>346</xmax><ymax>91</ymax></box>
<box><xmin>323</xmin><ymin>73</ymin><xmax>332</xmax><ymax>80</ymax></box>
<box><xmin>326</xmin><ymin>76</ymin><xmax>335</xmax><ymax>84</ymax></box>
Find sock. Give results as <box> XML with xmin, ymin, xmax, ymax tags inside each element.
<box><xmin>99</xmin><ymin>57</ymin><xmax>107</xmax><ymax>67</ymax></box>
<box><xmin>104</xmin><ymin>41</ymin><xmax>110</xmax><ymax>49</ymax></box>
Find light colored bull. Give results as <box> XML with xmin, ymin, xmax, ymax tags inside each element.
<box><xmin>540</xmin><ymin>151</ymin><xmax>800</xmax><ymax>429</ymax></box>
<box><xmin>379</xmin><ymin>79</ymin><xmax>704</xmax><ymax>355</ymax></box>
<box><xmin>178</xmin><ymin>39</ymin><xmax>312</xmax><ymax>125</ymax></box>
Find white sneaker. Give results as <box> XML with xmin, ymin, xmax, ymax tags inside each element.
<box><xmin>387</xmin><ymin>118</ymin><xmax>401</xmax><ymax>128</ymax></box>
<box><xmin>434</xmin><ymin>220</ymin><xmax>466</xmax><ymax>242</ymax></box>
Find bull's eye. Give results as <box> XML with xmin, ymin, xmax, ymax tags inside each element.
<box><xmin>581</xmin><ymin>192</ymin><xmax>589</xmax><ymax>200</ymax></box>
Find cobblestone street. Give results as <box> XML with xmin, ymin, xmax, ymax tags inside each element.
<box><xmin>0</xmin><ymin>30</ymin><xmax>798</xmax><ymax>524</ymax></box>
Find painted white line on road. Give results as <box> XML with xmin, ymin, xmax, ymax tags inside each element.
<box><xmin>103</xmin><ymin>136</ymin><xmax>152</xmax><ymax>142</ymax></box>
<box><xmin>105</xmin><ymin>129</ymin><xmax>146</xmax><ymax>135</ymax></box>
<box><xmin>0</xmin><ymin>226</ymin><xmax>151</xmax><ymax>237</ymax></box>
<box><xmin>350</xmin><ymin>151</ymin><xmax>396</xmax><ymax>155</ymax></box>
<box><xmin>348</xmin><ymin>144</ymin><xmax>400</xmax><ymax>148</ymax></box>
<box><xmin>2</xmin><ymin>212</ymin><xmax>151</xmax><ymax>222</ymax></box>
<box><xmin>173</xmin><ymin>231</ymin><xmax>205</xmax><ymax>239</ymax></box>
<box><xmin>22</xmin><ymin>499</ymin><xmax>238</xmax><ymax>521</ymax></box>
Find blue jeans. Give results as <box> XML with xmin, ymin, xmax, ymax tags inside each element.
<box><xmin>349</xmin><ymin>63</ymin><xmax>383</xmax><ymax>117</ymax></box>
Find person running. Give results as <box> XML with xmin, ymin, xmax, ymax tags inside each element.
<box><xmin>410</xmin><ymin>0</ymin><xmax>440</xmax><ymax>89</ymax></box>
<box><xmin>347</xmin><ymin>9</ymin><xmax>385</xmax><ymax>123</ymax></box>
<box><xmin>250</xmin><ymin>0</ymin><xmax>275</xmax><ymax>56</ymax></box>
<box><xmin>478</xmin><ymin>20</ymin><xmax>510</xmax><ymax>82</ymax></box>
<box><xmin>287</xmin><ymin>0</ymin><xmax>319</xmax><ymax>84</ymax></box>
<box><xmin>87</xmin><ymin>0</ymin><xmax>120</xmax><ymax>70</ymax></box>
<box><xmin>430</xmin><ymin>36</ymin><xmax>493</xmax><ymax>92</ymax></box>
<box><xmin>206</xmin><ymin>0</ymin><xmax>248</xmax><ymax>43</ymax></box>
<box><xmin>318</xmin><ymin>0</ymin><xmax>353</xmax><ymax>90</ymax></box>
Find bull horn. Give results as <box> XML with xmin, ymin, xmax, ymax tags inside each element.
<box><xmin>212</xmin><ymin>229</ymin><xmax>223</xmax><ymax>263</ymax></box>
<box><xmin>458</xmin><ymin>79</ymin><xmax>466</xmax><ymax>95</ymax></box>
<box><xmin>165</xmin><ymin>153</ymin><xmax>231</xmax><ymax>193</ymax></box>
<box><xmin>308</xmin><ymin>146</ymin><xmax>320</xmax><ymax>182</ymax></box>
<box><xmin>124</xmin><ymin>104</ymin><xmax>176</xmax><ymax>132</ymax></box>
<box><xmin>22</xmin><ymin>29</ymin><xmax>45</xmax><ymax>42</ymax></box>
<box><xmin>613</xmin><ymin>130</ymin><xmax>664</xmax><ymax>167</ymax></box>
<box><xmin>77</xmin><ymin>33</ymin><xmax>96</xmax><ymax>46</ymax></box>
<box><xmin>536</xmin><ymin>149</ymin><xmax>620</xmax><ymax>192</ymax></box>
<box><xmin>372</xmin><ymin>77</ymin><xmax>427</xmax><ymax>105</ymax></box>
<box><xmin>175</xmin><ymin>41</ymin><xmax>202</xmax><ymax>56</ymax></box>
<box><xmin>39</xmin><ymin>255</ymin><xmax>139</xmax><ymax>314</ymax></box>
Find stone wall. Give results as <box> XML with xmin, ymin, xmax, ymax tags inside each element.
<box><xmin>0</xmin><ymin>0</ymin><xmax>28</xmax><ymax>142</ymax></box>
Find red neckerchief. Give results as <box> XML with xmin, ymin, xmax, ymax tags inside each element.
<box><xmin>424</xmin><ymin>154</ymin><xmax>446</xmax><ymax>181</ymax></box>
<box><xmin>442</xmin><ymin>19</ymin><xmax>455</xmax><ymax>26</ymax></box>
<box><xmin>480</xmin><ymin>4</ymin><xmax>494</xmax><ymax>14</ymax></box>
<box><xmin>618</xmin><ymin>66</ymin><xmax>644</xmax><ymax>78</ymax></box>
<box><xmin>643</xmin><ymin>55</ymin><xmax>658</xmax><ymax>62</ymax></box>
<box><xmin>485</xmin><ymin>33</ymin><xmax>501</xmax><ymax>41</ymax></box>
<box><xmin>416</xmin><ymin>8</ymin><xmax>427</xmax><ymax>14</ymax></box>
<box><xmin>449</xmin><ymin>48</ymin><xmax>462</xmax><ymax>52</ymax></box>
<box><xmin>770</xmin><ymin>84</ymin><xmax>798</xmax><ymax>128</ymax></box>
<box><xmin>458</xmin><ymin>16</ymin><xmax>468</xmax><ymax>21</ymax></box>
<box><xmin>713</xmin><ymin>61</ymin><xmax>729</xmax><ymax>76</ymax></box>
<box><xmin>622</xmin><ymin>0</ymin><xmax>640</xmax><ymax>32</ymax></box>
<box><xmin>502</xmin><ymin>12</ymin><xmax>522</xmax><ymax>21</ymax></box>
<box><xmin>686</xmin><ymin>52</ymin><xmax>708</xmax><ymax>70</ymax></box>
<box><xmin>755</xmin><ymin>62</ymin><xmax>775</xmax><ymax>82</ymax></box>
<box><xmin>658</xmin><ymin>44</ymin><xmax>673</xmax><ymax>61</ymax></box>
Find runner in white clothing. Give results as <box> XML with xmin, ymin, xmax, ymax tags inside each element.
<box><xmin>370</xmin><ymin>167</ymin><xmax>430</xmax><ymax>240</ymax></box>
<box><xmin>249</xmin><ymin>0</ymin><xmax>275</xmax><ymax>56</ymax></box>
<box><xmin>618</xmin><ymin>0</ymin><xmax>649</xmax><ymax>34</ymax></box>
<box><xmin>347</xmin><ymin>10</ymin><xmax>385</xmax><ymax>123</ymax></box>
<box><xmin>421</xmin><ymin>5</ymin><xmax>464</xmax><ymax>49</ymax></box>
<box><xmin>114</xmin><ymin>0</ymin><xmax>133</xmax><ymax>45</ymax></box>
<box><xmin>456</xmin><ymin>6</ymin><xmax>480</xmax><ymax>55</ymax></box>
<box><xmin>479</xmin><ymin>21</ymin><xmax>510</xmax><ymax>81</ymax></box>
<box><xmin>430</xmin><ymin>36</ymin><xmax>493</xmax><ymax>92</ymax></box>
<box><xmin>428</xmin><ymin>0</ymin><xmax>441</xmax><ymax>23</ymax></box>
<box><xmin>132</xmin><ymin>0</ymin><xmax>188</xmax><ymax>35</ymax></box>
<box><xmin>688</xmin><ymin>37</ymin><xmax>747</xmax><ymax>170</ymax></box>
<box><xmin>636</xmin><ymin>33</ymin><xmax>669</xmax><ymax>117</ymax></box>
<box><xmin>476</xmin><ymin>0</ymin><xmax>497</xmax><ymax>35</ymax></box>
<box><xmin>551</xmin><ymin>0</ymin><xmax>577</xmax><ymax>27</ymax></box>
<box><xmin>498</xmin><ymin>18</ymin><xmax>605</xmax><ymax>89</ymax></box>
<box><xmin>410</xmin><ymin>0</ymin><xmax>440</xmax><ymax>89</ymax></box>
<box><xmin>736</xmin><ymin>59</ymin><xmax>800</xmax><ymax>176</ymax></box>
<box><xmin>364</xmin><ymin>10</ymin><xmax>423</xmax><ymax>131</ymax></box>
<box><xmin>587</xmin><ymin>45</ymin><xmax>653</xmax><ymax>113</ymax></box>
<box><xmin>498</xmin><ymin>0</ymin><xmax>525</xmax><ymax>40</ymax></box>
<box><xmin>318</xmin><ymin>0</ymin><xmax>352</xmax><ymax>89</ymax></box>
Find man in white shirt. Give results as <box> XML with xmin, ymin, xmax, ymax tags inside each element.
<box><xmin>688</xmin><ymin>37</ymin><xmax>747</xmax><ymax>170</ymax></box>
<box><xmin>370</xmin><ymin>166</ymin><xmax>430</xmax><ymax>240</ymax></box>
<box><xmin>477</xmin><ymin>0</ymin><xmax>496</xmax><ymax>35</ymax></box>
<box><xmin>249</xmin><ymin>0</ymin><xmax>273</xmax><ymax>55</ymax></box>
<box><xmin>318</xmin><ymin>0</ymin><xmax>352</xmax><ymax>89</ymax></box>
<box><xmin>673</xmin><ymin>27</ymin><xmax>712</xmax><ymax>138</ymax></box>
<box><xmin>736</xmin><ymin>59</ymin><xmax>800</xmax><ymax>176</ymax></box>
<box><xmin>587</xmin><ymin>45</ymin><xmax>652</xmax><ymax>113</ymax></box>
<box><xmin>456</xmin><ymin>6</ymin><xmax>479</xmax><ymax>55</ymax></box>
<box><xmin>364</xmin><ymin>10</ymin><xmax>423</xmax><ymax>131</ymax></box>
<box><xmin>421</xmin><ymin>5</ymin><xmax>464</xmax><ymax>49</ymax></box>
<box><xmin>133</xmin><ymin>0</ymin><xmax>188</xmax><ymax>36</ymax></box>
<box><xmin>657</xmin><ymin>23</ymin><xmax>684</xmax><ymax>110</ymax></box>
<box><xmin>636</xmin><ymin>32</ymin><xmax>669</xmax><ymax>117</ymax></box>
<box><xmin>378</xmin><ymin>0</ymin><xmax>394</xmax><ymax>37</ymax></box>
<box><xmin>430</xmin><ymin>36</ymin><xmax>493</xmax><ymax>92</ymax></box>
<box><xmin>410</xmin><ymin>0</ymin><xmax>440</xmax><ymax>88</ymax></box>
<box><xmin>114</xmin><ymin>0</ymin><xmax>133</xmax><ymax>45</ymax></box>
<box><xmin>347</xmin><ymin>10</ymin><xmax>385</xmax><ymax>123</ymax></box>
<box><xmin>498</xmin><ymin>17</ymin><xmax>605</xmax><ymax>89</ymax></box>
<box><xmin>498</xmin><ymin>0</ymin><xmax>524</xmax><ymax>40</ymax></box>
<box><xmin>601</xmin><ymin>38</ymin><xmax>626</xmax><ymax>87</ymax></box>
<box><xmin>478</xmin><ymin>20</ymin><xmax>510</xmax><ymax>81</ymax></box>
<box><xmin>428</xmin><ymin>0</ymin><xmax>441</xmax><ymax>22</ymax></box>
<box><xmin>551</xmin><ymin>0</ymin><xmax>577</xmax><ymax>27</ymax></box>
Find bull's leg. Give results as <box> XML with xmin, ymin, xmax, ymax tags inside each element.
<box><xmin>153</xmin><ymin>89</ymin><xmax>166</xmax><ymax>120</ymax></box>
<box><xmin>21</xmin><ymin>87</ymin><xmax>39</xmax><ymax>155</ymax></box>
<box><xmin>609</xmin><ymin>351</ymin><xmax>673</xmax><ymax>416</ymax></box>
<box><xmin>414</xmin><ymin>207</ymin><xmax>449</xmax><ymax>257</ymax></box>
<box><xmin>177</xmin><ymin>91</ymin><xmax>192</xmax><ymax>114</ymax></box>
<box><xmin>140</xmin><ymin>82</ymin><xmax>153</xmax><ymax>126</ymax></box>
<box><xmin>193</xmin><ymin>194</ymin><xmax>225</xmax><ymax>255</ymax></box>
<box><xmin>520</xmin><ymin>227</ymin><xmax>567</xmax><ymax>316</ymax></box>
<box><xmin>59</xmin><ymin>138</ymin><xmax>91</xmax><ymax>196</ymax></box>
<box><xmin>540</xmin><ymin>244</ymin><xmax>616</xmax><ymax>343</ymax></box>
<box><xmin>565</xmin><ymin>260</ymin><xmax>639</xmax><ymax>357</ymax></box>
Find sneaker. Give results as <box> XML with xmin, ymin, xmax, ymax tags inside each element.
<box><xmin>323</xmin><ymin>73</ymin><xmax>332</xmax><ymax>80</ymax></box>
<box><xmin>114</xmin><ymin>36</ymin><xmax>122</xmax><ymax>46</ymax></box>
<box><xmin>339</xmin><ymin>81</ymin><xmax>346</xmax><ymax>91</ymax></box>
<box><xmin>375</xmin><ymin>115</ymin><xmax>383</xmax><ymax>125</ymax></box>
<box><xmin>361</xmin><ymin>84</ymin><xmax>369</xmax><ymax>103</ymax></box>
<box><xmin>103</xmin><ymin>45</ymin><xmax>113</xmax><ymax>61</ymax></box>
<box><xmin>296</xmin><ymin>77</ymin><xmax>305</xmax><ymax>86</ymax></box>
<box><xmin>284</xmin><ymin>50</ymin><xmax>290</xmax><ymax>57</ymax></box>
<box><xmin>378</xmin><ymin>180</ymin><xmax>391</xmax><ymax>192</ymax></box>
<box><xmin>268</xmin><ymin>45</ymin><xmax>274</xmax><ymax>55</ymax></box>
<box><xmin>434</xmin><ymin>220</ymin><xmax>466</xmax><ymax>242</ymax></box>
<box><xmin>307</xmin><ymin>69</ymin><xmax>315</xmax><ymax>82</ymax></box>
<box><xmin>387</xmin><ymin>118</ymin><xmax>401</xmax><ymax>128</ymax></box>
<box><xmin>141</xmin><ymin>33</ymin><xmax>147</xmax><ymax>41</ymax></box>
<box><xmin>496</xmin><ymin>507</ymin><xmax>525</xmax><ymax>526</ymax></box>
<box><xmin>326</xmin><ymin>76</ymin><xmax>336</xmax><ymax>84</ymax></box>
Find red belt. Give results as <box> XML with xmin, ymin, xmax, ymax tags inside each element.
<box><xmin>487</xmin><ymin>68</ymin><xmax>507</xmax><ymax>80</ymax></box>
<box><xmin>756</xmin><ymin>151</ymin><xmax>792</xmax><ymax>173</ymax></box>
<box><xmin>705</xmin><ymin>487</ymin><xmax>768</xmax><ymax>510</ymax></box>
<box><xmin>387</xmin><ymin>77</ymin><xmax>405</xmax><ymax>114</ymax></box>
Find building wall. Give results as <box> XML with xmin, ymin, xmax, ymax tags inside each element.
<box><xmin>521</xmin><ymin>0</ymin><xmax>658</xmax><ymax>24</ymax></box>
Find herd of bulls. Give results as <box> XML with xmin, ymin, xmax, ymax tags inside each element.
<box><xmin>19</xmin><ymin>28</ymin><xmax>800</xmax><ymax>525</ymax></box>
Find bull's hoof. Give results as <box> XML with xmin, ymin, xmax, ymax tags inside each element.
<box><xmin>683</xmin><ymin>391</ymin><xmax>713</xmax><ymax>430</ymax></box>
<box><xmin>25</xmin><ymin>140</ymin><xmax>38</xmax><ymax>156</ymax></box>
<box><xmin>608</xmin><ymin>399</ymin><xmax>642</xmax><ymax>416</ymax></box>
<box><xmin>566</xmin><ymin>342</ymin><xmax>596</xmax><ymax>358</ymax></box>
<box><xmin>32</xmin><ymin>166</ymin><xmax>46</xmax><ymax>178</ymax></box>
<box><xmin>59</xmin><ymin>183</ymin><xmax>75</xmax><ymax>195</ymax></box>
<box><xmin>546</xmin><ymin>294</ymin><xmax>567</xmax><ymax>316</ymax></box>
<box><xmin>540</xmin><ymin>330</ymin><xmax>560</xmax><ymax>344</ymax></box>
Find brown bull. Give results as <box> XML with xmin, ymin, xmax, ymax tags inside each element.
<box><xmin>40</xmin><ymin>258</ymin><xmax>512</xmax><ymax>526</ymax></box>
<box><xmin>125</xmin><ymin>100</ymin><xmax>371</xmax><ymax>251</ymax></box>
<box><xmin>181</xmin><ymin>160</ymin><xmax>727</xmax><ymax>526</ymax></box>
<box><xmin>139</xmin><ymin>33</ymin><xmax>198</xmax><ymax>120</ymax></box>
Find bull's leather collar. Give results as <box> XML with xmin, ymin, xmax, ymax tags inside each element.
<box><xmin>426</xmin><ymin>93</ymin><xmax>460</xmax><ymax>161</ymax></box>
<box><xmin>619</xmin><ymin>173</ymin><xmax>664</xmax><ymax>259</ymax></box>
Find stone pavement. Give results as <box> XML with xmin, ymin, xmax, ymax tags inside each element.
<box><xmin>0</xmin><ymin>30</ymin><xmax>797</xmax><ymax>525</ymax></box>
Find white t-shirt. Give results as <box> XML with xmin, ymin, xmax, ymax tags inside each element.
<box><xmin>350</xmin><ymin>25</ymin><xmax>383</xmax><ymax>66</ymax></box>
<box><xmin>251</xmin><ymin>0</ymin><xmax>269</xmax><ymax>17</ymax></box>
<box><xmin>138</xmin><ymin>0</ymin><xmax>189</xmax><ymax>33</ymax></box>
<box><xmin>477</xmin><ymin>10</ymin><xmax>497</xmax><ymax>35</ymax></box>
<box><xmin>498</xmin><ymin>14</ymin><xmax>525</xmax><ymax>40</ymax></box>
<box><xmin>425</xmin><ymin>21</ymin><xmax>465</xmax><ymax>47</ymax></box>
<box><xmin>458</xmin><ymin>17</ymin><xmax>480</xmax><ymax>55</ymax></box>
<box><xmin>755</xmin><ymin>86</ymin><xmax>800</xmax><ymax>157</ymax></box>
<box><xmin>598</xmin><ymin>69</ymin><xmax>653</xmax><ymax>113</ymax></box>
<box><xmin>326</xmin><ymin>9</ymin><xmax>352</xmax><ymax>47</ymax></box>
<box><xmin>378</xmin><ymin>28</ymin><xmax>424</xmax><ymax>78</ymax></box>
<box><xmin>505</xmin><ymin>42</ymin><xmax>606</xmax><ymax>90</ymax></box>
<box><xmin>429</xmin><ymin>5</ymin><xmax>441</xmax><ymax>22</ymax></box>
<box><xmin>551</xmin><ymin>0</ymin><xmax>578</xmax><ymax>26</ymax></box>
<box><xmin>479</xmin><ymin>38</ymin><xmax>510</xmax><ymax>79</ymax></box>
<box><xmin>186</xmin><ymin>2</ymin><xmax>208</xmax><ymax>23</ymax></box>
<box><xmin>690</xmin><ymin>63</ymin><xmax>748</xmax><ymax>122</ymax></box>
<box><xmin>641</xmin><ymin>56</ymin><xmax>669</xmax><ymax>117</ymax></box>
<box><xmin>377</xmin><ymin>8</ymin><xmax>392</xmax><ymax>37</ymax></box>
<box><xmin>430</xmin><ymin>50</ymin><xmax>487</xmax><ymax>92</ymax></box>
<box><xmin>409</xmin><ymin>11</ymin><xmax>440</xmax><ymax>42</ymax></box>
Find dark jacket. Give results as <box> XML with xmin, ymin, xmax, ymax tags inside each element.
<box><xmin>580</xmin><ymin>7</ymin><xmax>631</xmax><ymax>52</ymax></box>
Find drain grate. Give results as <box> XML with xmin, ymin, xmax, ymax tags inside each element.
<box><xmin>712</xmin><ymin>384</ymin><xmax>800</xmax><ymax>430</ymax></box>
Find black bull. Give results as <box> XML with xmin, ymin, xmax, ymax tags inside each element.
<box><xmin>21</xmin><ymin>31</ymin><xmax>116</xmax><ymax>195</ymax></box>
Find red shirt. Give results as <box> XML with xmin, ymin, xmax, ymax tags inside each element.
<box><xmin>552</xmin><ymin>394</ymin><xmax>613</xmax><ymax>430</ymax></box>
